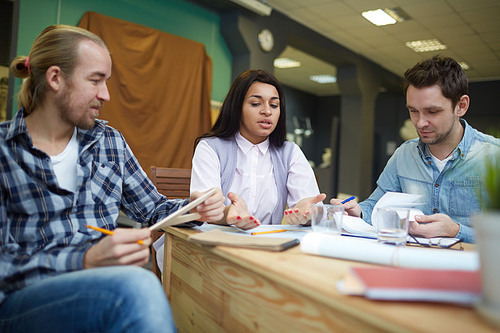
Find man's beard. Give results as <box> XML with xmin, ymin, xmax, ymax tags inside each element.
<box><xmin>419</xmin><ymin>123</ymin><xmax>454</xmax><ymax>146</ymax></box>
<box><xmin>56</xmin><ymin>89</ymin><xmax>95</xmax><ymax>130</ymax></box>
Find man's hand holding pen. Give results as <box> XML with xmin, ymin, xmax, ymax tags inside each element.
<box><xmin>330</xmin><ymin>196</ymin><xmax>362</xmax><ymax>218</ymax></box>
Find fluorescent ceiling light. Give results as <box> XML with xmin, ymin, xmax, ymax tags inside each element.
<box><xmin>230</xmin><ymin>0</ymin><xmax>272</xmax><ymax>16</ymax></box>
<box><xmin>362</xmin><ymin>7</ymin><xmax>409</xmax><ymax>26</ymax></box>
<box><xmin>362</xmin><ymin>9</ymin><xmax>396</xmax><ymax>26</ymax></box>
<box><xmin>274</xmin><ymin>58</ymin><xmax>301</xmax><ymax>69</ymax></box>
<box><xmin>405</xmin><ymin>39</ymin><xmax>447</xmax><ymax>52</ymax></box>
<box><xmin>310</xmin><ymin>75</ymin><xmax>337</xmax><ymax>84</ymax></box>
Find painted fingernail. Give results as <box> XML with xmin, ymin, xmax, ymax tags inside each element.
<box><xmin>249</xmin><ymin>216</ymin><xmax>254</xmax><ymax>220</ymax></box>
<box><xmin>288</xmin><ymin>210</ymin><xmax>293</xmax><ymax>214</ymax></box>
<box><xmin>237</xmin><ymin>216</ymin><xmax>241</xmax><ymax>220</ymax></box>
<box><xmin>284</xmin><ymin>211</ymin><xmax>288</xmax><ymax>215</ymax></box>
<box><xmin>294</xmin><ymin>209</ymin><xmax>299</xmax><ymax>213</ymax></box>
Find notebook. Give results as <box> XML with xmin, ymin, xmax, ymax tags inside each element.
<box><xmin>337</xmin><ymin>266</ymin><xmax>481</xmax><ymax>305</ymax></box>
<box><xmin>188</xmin><ymin>229</ymin><xmax>300</xmax><ymax>251</ymax></box>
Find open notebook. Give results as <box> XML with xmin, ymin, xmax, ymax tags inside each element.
<box><xmin>342</xmin><ymin>192</ymin><xmax>460</xmax><ymax>248</ymax></box>
<box><xmin>342</xmin><ymin>215</ymin><xmax>460</xmax><ymax>248</ymax></box>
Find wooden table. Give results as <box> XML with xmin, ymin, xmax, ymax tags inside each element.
<box><xmin>162</xmin><ymin>227</ymin><xmax>495</xmax><ymax>332</ymax></box>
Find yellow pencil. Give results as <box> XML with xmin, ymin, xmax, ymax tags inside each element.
<box><xmin>251</xmin><ymin>229</ymin><xmax>287</xmax><ymax>235</ymax></box>
<box><xmin>86</xmin><ymin>225</ymin><xmax>145</xmax><ymax>245</ymax></box>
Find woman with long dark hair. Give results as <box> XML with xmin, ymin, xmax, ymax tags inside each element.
<box><xmin>192</xmin><ymin>69</ymin><xmax>325</xmax><ymax>229</ymax></box>
<box><xmin>155</xmin><ymin>70</ymin><xmax>325</xmax><ymax>272</ymax></box>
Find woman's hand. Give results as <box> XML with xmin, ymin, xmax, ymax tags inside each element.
<box><xmin>284</xmin><ymin>193</ymin><xmax>326</xmax><ymax>225</ymax></box>
<box><xmin>226</xmin><ymin>192</ymin><xmax>261</xmax><ymax>230</ymax></box>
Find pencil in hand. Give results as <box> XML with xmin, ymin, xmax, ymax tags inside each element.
<box><xmin>85</xmin><ymin>225</ymin><xmax>145</xmax><ymax>245</ymax></box>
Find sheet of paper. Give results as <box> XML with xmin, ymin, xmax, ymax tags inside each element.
<box><xmin>342</xmin><ymin>215</ymin><xmax>377</xmax><ymax>238</ymax></box>
<box><xmin>371</xmin><ymin>192</ymin><xmax>424</xmax><ymax>229</ymax></box>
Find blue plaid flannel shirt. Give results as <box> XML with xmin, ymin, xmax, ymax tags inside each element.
<box><xmin>0</xmin><ymin>109</ymin><xmax>187</xmax><ymax>304</ymax></box>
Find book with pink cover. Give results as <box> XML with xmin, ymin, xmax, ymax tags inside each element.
<box><xmin>337</xmin><ymin>266</ymin><xmax>481</xmax><ymax>305</ymax></box>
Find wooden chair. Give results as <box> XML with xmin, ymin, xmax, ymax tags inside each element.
<box><xmin>150</xmin><ymin>166</ymin><xmax>192</xmax><ymax>280</ymax></box>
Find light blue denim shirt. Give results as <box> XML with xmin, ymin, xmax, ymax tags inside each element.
<box><xmin>360</xmin><ymin>120</ymin><xmax>500</xmax><ymax>243</ymax></box>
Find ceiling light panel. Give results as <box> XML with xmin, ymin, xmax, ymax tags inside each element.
<box><xmin>405</xmin><ymin>39</ymin><xmax>447</xmax><ymax>52</ymax></box>
<box><xmin>361</xmin><ymin>7</ymin><xmax>410</xmax><ymax>26</ymax></box>
<box><xmin>362</xmin><ymin>9</ymin><xmax>396</xmax><ymax>26</ymax></box>
<box><xmin>310</xmin><ymin>74</ymin><xmax>337</xmax><ymax>84</ymax></box>
<box><xmin>274</xmin><ymin>58</ymin><xmax>302</xmax><ymax>69</ymax></box>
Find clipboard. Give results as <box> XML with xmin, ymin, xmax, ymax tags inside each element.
<box><xmin>149</xmin><ymin>188</ymin><xmax>216</xmax><ymax>231</ymax></box>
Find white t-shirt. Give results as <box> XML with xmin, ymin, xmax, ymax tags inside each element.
<box><xmin>50</xmin><ymin>128</ymin><xmax>78</xmax><ymax>192</ymax></box>
<box><xmin>426</xmin><ymin>145</ymin><xmax>454</xmax><ymax>173</ymax></box>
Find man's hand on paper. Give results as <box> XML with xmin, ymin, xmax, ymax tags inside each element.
<box><xmin>191</xmin><ymin>188</ymin><xmax>226</xmax><ymax>223</ymax></box>
<box><xmin>330</xmin><ymin>197</ymin><xmax>362</xmax><ymax>218</ymax></box>
<box><xmin>284</xmin><ymin>193</ymin><xmax>326</xmax><ymax>225</ymax></box>
<box><xmin>410</xmin><ymin>213</ymin><xmax>460</xmax><ymax>238</ymax></box>
<box><xmin>83</xmin><ymin>228</ymin><xmax>152</xmax><ymax>269</ymax></box>
<box><xmin>226</xmin><ymin>192</ymin><xmax>261</xmax><ymax>230</ymax></box>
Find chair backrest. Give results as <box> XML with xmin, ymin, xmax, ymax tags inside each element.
<box><xmin>150</xmin><ymin>166</ymin><xmax>191</xmax><ymax>199</ymax></box>
<box><xmin>150</xmin><ymin>166</ymin><xmax>192</xmax><ymax>280</ymax></box>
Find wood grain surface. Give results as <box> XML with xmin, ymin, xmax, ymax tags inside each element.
<box><xmin>163</xmin><ymin>227</ymin><xmax>495</xmax><ymax>333</ymax></box>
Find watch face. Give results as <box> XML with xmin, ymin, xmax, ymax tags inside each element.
<box><xmin>258</xmin><ymin>29</ymin><xmax>274</xmax><ymax>52</ymax></box>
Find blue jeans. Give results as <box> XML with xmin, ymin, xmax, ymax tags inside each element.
<box><xmin>0</xmin><ymin>266</ymin><xmax>176</xmax><ymax>332</ymax></box>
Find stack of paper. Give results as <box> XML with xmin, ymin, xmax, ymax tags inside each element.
<box><xmin>337</xmin><ymin>266</ymin><xmax>481</xmax><ymax>305</ymax></box>
<box><xmin>371</xmin><ymin>192</ymin><xmax>424</xmax><ymax>230</ymax></box>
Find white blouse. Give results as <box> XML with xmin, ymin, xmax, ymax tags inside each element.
<box><xmin>190</xmin><ymin>132</ymin><xmax>320</xmax><ymax>224</ymax></box>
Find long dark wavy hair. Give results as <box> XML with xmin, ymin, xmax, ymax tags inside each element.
<box><xmin>195</xmin><ymin>69</ymin><xmax>287</xmax><ymax>148</ymax></box>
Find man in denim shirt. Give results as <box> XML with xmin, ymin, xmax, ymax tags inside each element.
<box><xmin>0</xmin><ymin>25</ymin><xmax>225</xmax><ymax>332</ymax></box>
<box><xmin>332</xmin><ymin>56</ymin><xmax>500</xmax><ymax>243</ymax></box>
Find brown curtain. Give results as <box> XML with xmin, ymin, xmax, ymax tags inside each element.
<box><xmin>78</xmin><ymin>12</ymin><xmax>212</xmax><ymax>178</ymax></box>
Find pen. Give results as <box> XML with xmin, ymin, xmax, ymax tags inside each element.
<box><xmin>341</xmin><ymin>233</ymin><xmax>377</xmax><ymax>240</ymax></box>
<box><xmin>86</xmin><ymin>225</ymin><xmax>145</xmax><ymax>245</ymax></box>
<box><xmin>341</xmin><ymin>196</ymin><xmax>355</xmax><ymax>204</ymax></box>
<box><xmin>251</xmin><ymin>229</ymin><xmax>287</xmax><ymax>235</ymax></box>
